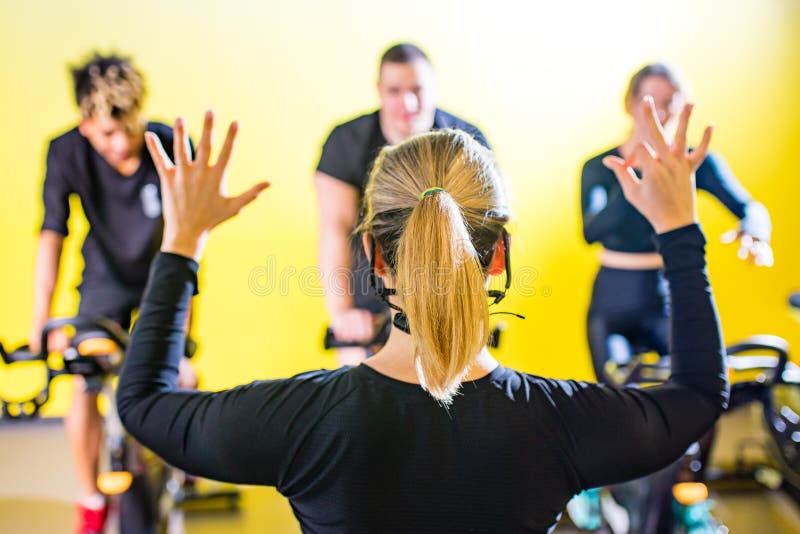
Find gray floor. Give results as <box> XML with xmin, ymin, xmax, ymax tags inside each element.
<box><xmin>0</xmin><ymin>489</ymin><xmax>301</xmax><ymax>534</ymax></box>
<box><xmin>2</xmin><ymin>411</ymin><xmax>799</xmax><ymax>533</ymax></box>
<box><xmin>0</xmin><ymin>418</ymin><xmax>301</xmax><ymax>533</ymax></box>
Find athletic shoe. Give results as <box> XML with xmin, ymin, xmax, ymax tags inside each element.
<box><xmin>74</xmin><ymin>501</ymin><xmax>108</xmax><ymax>534</ymax></box>
<box><xmin>566</xmin><ymin>488</ymin><xmax>603</xmax><ymax>530</ymax></box>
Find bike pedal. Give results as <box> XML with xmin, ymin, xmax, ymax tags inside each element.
<box><xmin>672</xmin><ymin>482</ymin><xmax>708</xmax><ymax>505</ymax></box>
<box><xmin>97</xmin><ymin>471</ymin><xmax>133</xmax><ymax>495</ymax></box>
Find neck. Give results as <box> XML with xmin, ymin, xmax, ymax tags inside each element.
<box><xmin>619</xmin><ymin>129</ymin><xmax>641</xmax><ymax>159</ymax></box>
<box><xmin>363</xmin><ymin>318</ymin><xmax>499</xmax><ymax>384</ymax></box>
<box><xmin>378</xmin><ymin>112</ymin><xmax>407</xmax><ymax>145</ymax></box>
<box><xmin>112</xmin><ymin>150</ymin><xmax>143</xmax><ymax>176</ymax></box>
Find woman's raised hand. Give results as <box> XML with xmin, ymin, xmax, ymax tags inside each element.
<box><xmin>603</xmin><ymin>97</ymin><xmax>712</xmax><ymax>234</ymax></box>
<box><xmin>145</xmin><ymin>111</ymin><xmax>270</xmax><ymax>260</ymax></box>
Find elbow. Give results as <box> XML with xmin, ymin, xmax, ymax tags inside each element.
<box><xmin>582</xmin><ymin>225</ymin><xmax>599</xmax><ymax>244</ymax></box>
<box><xmin>115</xmin><ymin>376</ymin><xmax>144</xmax><ymax>432</ymax></box>
<box><xmin>709</xmin><ymin>372</ymin><xmax>732</xmax><ymax>414</ymax></box>
<box><xmin>704</xmin><ymin>367</ymin><xmax>731</xmax><ymax>414</ymax></box>
<box><xmin>115</xmin><ymin>385</ymin><xmax>134</xmax><ymax>429</ymax></box>
<box><xmin>672</xmin><ymin>373</ymin><xmax>730</xmax><ymax>421</ymax></box>
<box><xmin>707</xmin><ymin>387</ymin><xmax>729</xmax><ymax>420</ymax></box>
<box><xmin>699</xmin><ymin>380</ymin><xmax>730</xmax><ymax>418</ymax></box>
<box><xmin>718</xmin><ymin>380</ymin><xmax>731</xmax><ymax>414</ymax></box>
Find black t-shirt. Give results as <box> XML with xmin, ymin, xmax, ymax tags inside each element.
<box><xmin>316</xmin><ymin>109</ymin><xmax>490</xmax><ymax>194</ymax></box>
<box><xmin>41</xmin><ymin>122</ymin><xmax>179</xmax><ymax>294</ymax></box>
<box><xmin>118</xmin><ymin>224</ymin><xmax>728</xmax><ymax>533</ymax></box>
<box><xmin>580</xmin><ymin>148</ymin><xmax>754</xmax><ymax>252</ymax></box>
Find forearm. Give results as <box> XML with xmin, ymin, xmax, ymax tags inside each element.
<box><xmin>657</xmin><ymin>223</ymin><xmax>728</xmax><ymax>410</ymax></box>
<box><xmin>582</xmin><ymin>188</ymin><xmax>633</xmax><ymax>244</ymax></box>
<box><xmin>314</xmin><ymin>172</ymin><xmax>360</xmax><ymax>316</ymax></box>
<box><xmin>117</xmin><ymin>253</ymin><xmax>194</xmax><ymax>407</ymax></box>
<box><xmin>116</xmin><ymin>253</ymin><xmax>282</xmax><ymax>483</ymax></box>
<box><xmin>318</xmin><ymin>228</ymin><xmax>355</xmax><ymax>316</ymax></box>
<box><xmin>115</xmin><ymin>254</ymin><xmax>206</xmax><ymax>472</ymax></box>
<box><xmin>117</xmin><ymin>117</ymin><xmax>285</xmax><ymax>484</ymax></box>
<box><xmin>570</xmin><ymin>224</ymin><xmax>728</xmax><ymax>488</ymax></box>
<box><xmin>31</xmin><ymin>231</ymin><xmax>64</xmax><ymax>322</ymax></box>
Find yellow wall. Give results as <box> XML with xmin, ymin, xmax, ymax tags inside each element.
<box><xmin>1</xmin><ymin>0</ymin><xmax>798</xmax><ymax>415</ymax></box>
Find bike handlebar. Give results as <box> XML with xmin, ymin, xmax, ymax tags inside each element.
<box><xmin>610</xmin><ymin>334</ymin><xmax>792</xmax><ymax>388</ymax></box>
<box><xmin>1</xmin><ymin>316</ymin><xmax>129</xmax><ymax>420</ymax></box>
<box><xmin>0</xmin><ymin>343</ymin><xmax>39</xmax><ymax>364</ymax></box>
<box><xmin>40</xmin><ymin>316</ymin><xmax>129</xmax><ymax>358</ymax></box>
<box><xmin>725</xmin><ymin>334</ymin><xmax>790</xmax><ymax>384</ymax></box>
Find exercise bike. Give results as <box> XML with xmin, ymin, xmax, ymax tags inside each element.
<box><xmin>583</xmin><ymin>332</ymin><xmax>800</xmax><ymax>533</ymax></box>
<box><xmin>0</xmin><ymin>316</ymin><xmax>239</xmax><ymax>533</ymax></box>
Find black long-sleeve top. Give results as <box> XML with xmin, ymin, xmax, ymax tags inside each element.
<box><xmin>117</xmin><ymin>224</ymin><xmax>728</xmax><ymax>533</ymax></box>
<box><xmin>581</xmin><ymin>148</ymin><xmax>769</xmax><ymax>252</ymax></box>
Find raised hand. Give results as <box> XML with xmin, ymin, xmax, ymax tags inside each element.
<box><xmin>145</xmin><ymin>111</ymin><xmax>270</xmax><ymax>260</ymax></box>
<box><xmin>721</xmin><ymin>230</ymin><xmax>775</xmax><ymax>267</ymax></box>
<box><xmin>602</xmin><ymin>97</ymin><xmax>713</xmax><ymax>234</ymax></box>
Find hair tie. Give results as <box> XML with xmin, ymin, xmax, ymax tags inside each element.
<box><xmin>420</xmin><ymin>187</ymin><xmax>446</xmax><ymax>200</ymax></box>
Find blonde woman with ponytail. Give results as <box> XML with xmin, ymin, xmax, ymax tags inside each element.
<box><xmin>118</xmin><ymin>102</ymin><xmax>729</xmax><ymax>533</ymax></box>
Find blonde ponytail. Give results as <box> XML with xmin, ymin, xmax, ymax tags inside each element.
<box><xmin>397</xmin><ymin>190</ymin><xmax>489</xmax><ymax>403</ymax></box>
<box><xmin>359</xmin><ymin>129</ymin><xmax>511</xmax><ymax>405</ymax></box>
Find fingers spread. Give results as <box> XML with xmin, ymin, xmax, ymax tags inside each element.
<box><xmin>183</xmin><ymin>124</ymin><xmax>193</xmax><ymax>162</ymax></box>
<box><xmin>631</xmin><ymin>142</ymin><xmax>658</xmax><ymax>173</ymax></box>
<box><xmin>673</xmin><ymin>103</ymin><xmax>694</xmax><ymax>156</ymax></box>
<box><xmin>215</xmin><ymin>121</ymin><xmax>239</xmax><ymax>173</ymax></box>
<box><xmin>688</xmin><ymin>125</ymin><xmax>713</xmax><ymax>170</ymax></box>
<box><xmin>229</xmin><ymin>182</ymin><xmax>270</xmax><ymax>216</ymax></box>
<box><xmin>756</xmin><ymin>242</ymin><xmax>775</xmax><ymax>267</ymax></box>
<box><xmin>145</xmin><ymin>132</ymin><xmax>174</xmax><ymax>179</ymax></box>
<box><xmin>603</xmin><ymin>155</ymin><xmax>640</xmax><ymax>196</ymax></box>
<box><xmin>738</xmin><ymin>233</ymin><xmax>754</xmax><ymax>260</ymax></box>
<box><xmin>173</xmin><ymin>117</ymin><xmax>191</xmax><ymax>167</ymax></box>
<box><xmin>196</xmin><ymin>110</ymin><xmax>215</xmax><ymax>165</ymax></box>
<box><xmin>640</xmin><ymin>97</ymin><xmax>670</xmax><ymax>156</ymax></box>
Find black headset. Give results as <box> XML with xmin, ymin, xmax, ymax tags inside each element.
<box><xmin>368</xmin><ymin>228</ymin><xmax>514</xmax><ymax>334</ymax></box>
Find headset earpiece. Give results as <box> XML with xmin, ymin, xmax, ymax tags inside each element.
<box><xmin>392</xmin><ymin>313</ymin><xmax>410</xmax><ymax>334</ymax></box>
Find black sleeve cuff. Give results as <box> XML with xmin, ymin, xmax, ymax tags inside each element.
<box><xmin>147</xmin><ymin>252</ymin><xmax>200</xmax><ymax>297</ymax></box>
<box><xmin>655</xmin><ymin>223</ymin><xmax>707</xmax><ymax>275</ymax></box>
